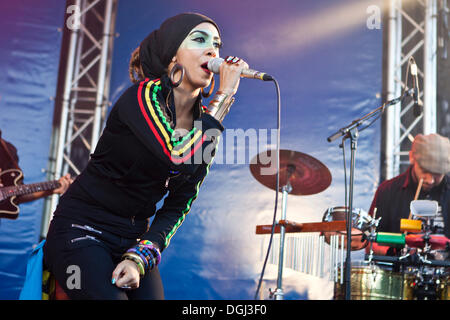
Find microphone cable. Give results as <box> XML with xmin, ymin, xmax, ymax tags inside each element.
<box><xmin>254</xmin><ymin>77</ymin><xmax>281</xmax><ymax>300</ymax></box>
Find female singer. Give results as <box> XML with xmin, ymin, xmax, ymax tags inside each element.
<box><xmin>43</xmin><ymin>12</ymin><xmax>248</xmax><ymax>299</ymax></box>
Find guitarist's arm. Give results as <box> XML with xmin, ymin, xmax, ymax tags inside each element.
<box><xmin>15</xmin><ymin>173</ymin><xmax>72</xmax><ymax>204</ymax></box>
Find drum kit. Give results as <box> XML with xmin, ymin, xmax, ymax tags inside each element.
<box><xmin>251</xmin><ymin>149</ymin><xmax>449</xmax><ymax>300</ymax></box>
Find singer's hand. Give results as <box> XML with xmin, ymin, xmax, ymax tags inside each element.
<box><xmin>112</xmin><ymin>259</ymin><xmax>140</xmax><ymax>290</ymax></box>
<box><xmin>217</xmin><ymin>56</ymin><xmax>249</xmax><ymax>96</ymax></box>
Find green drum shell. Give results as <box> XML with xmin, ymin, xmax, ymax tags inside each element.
<box><xmin>334</xmin><ymin>266</ymin><xmax>404</xmax><ymax>300</ymax></box>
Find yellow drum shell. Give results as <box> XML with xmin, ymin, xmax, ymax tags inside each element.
<box><xmin>334</xmin><ymin>266</ymin><xmax>404</xmax><ymax>300</ymax></box>
<box><xmin>335</xmin><ymin>265</ymin><xmax>449</xmax><ymax>300</ymax></box>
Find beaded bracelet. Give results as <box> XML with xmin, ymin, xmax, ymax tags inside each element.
<box><xmin>139</xmin><ymin>240</ymin><xmax>161</xmax><ymax>265</ymax></box>
<box><xmin>126</xmin><ymin>247</ymin><xmax>152</xmax><ymax>270</ymax></box>
<box><xmin>122</xmin><ymin>252</ymin><xmax>146</xmax><ymax>277</ymax></box>
<box><xmin>128</xmin><ymin>247</ymin><xmax>148</xmax><ymax>268</ymax></box>
<box><xmin>125</xmin><ymin>240</ymin><xmax>161</xmax><ymax>272</ymax></box>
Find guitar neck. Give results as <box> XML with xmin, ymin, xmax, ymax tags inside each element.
<box><xmin>1</xmin><ymin>180</ymin><xmax>60</xmax><ymax>198</ymax></box>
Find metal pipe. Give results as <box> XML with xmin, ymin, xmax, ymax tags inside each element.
<box><xmin>65</xmin><ymin>0</ymin><xmax>88</xmax><ymax>174</ymax></box>
<box><xmin>301</xmin><ymin>235</ymin><xmax>306</xmax><ymax>273</ymax></box>
<box><xmin>423</xmin><ymin>0</ymin><xmax>437</xmax><ymax>134</ymax></box>
<box><xmin>329</xmin><ymin>235</ymin><xmax>335</xmax><ymax>281</ymax></box>
<box><xmin>91</xmin><ymin>0</ymin><xmax>114</xmax><ymax>150</ymax></box>
<box><xmin>274</xmin><ymin>184</ymin><xmax>291</xmax><ymax>300</ymax></box>
<box><xmin>42</xmin><ymin>0</ymin><xmax>82</xmax><ymax>237</ymax></box>
<box><xmin>340</xmin><ymin>234</ymin><xmax>345</xmax><ymax>285</ymax></box>
<box><xmin>334</xmin><ymin>235</ymin><xmax>339</xmax><ymax>283</ymax></box>
<box><xmin>308</xmin><ymin>235</ymin><xmax>312</xmax><ymax>277</ymax></box>
<box><xmin>319</xmin><ymin>235</ymin><xmax>324</xmax><ymax>278</ymax></box>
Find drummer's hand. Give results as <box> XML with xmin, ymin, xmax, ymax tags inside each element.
<box><xmin>217</xmin><ymin>56</ymin><xmax>249</xmax><ymax>96</ymax></box>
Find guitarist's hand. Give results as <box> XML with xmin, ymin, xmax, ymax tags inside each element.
<box><xmin>54</xmin><ymin>173</ymin><xmax>72</xmax><ymax>195</ymax></box>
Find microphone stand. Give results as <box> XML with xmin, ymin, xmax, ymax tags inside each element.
<box><xmin>327</xmin><ymin>88</ymin><xmax>414</xmax><ymax>300</ymax></box>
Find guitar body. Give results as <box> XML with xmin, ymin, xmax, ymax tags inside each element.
<box><xmin>0</xmin><ymin>168</ymin><xmax>23</xmax><ymax>219</ymax></box>
<box><xmin>0</xmin><ymin>169</ymin><xmax>61</xmax><ymax>220</ymax></box>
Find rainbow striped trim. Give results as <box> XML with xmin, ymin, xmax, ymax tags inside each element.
<box><xmin>164</xmin><ymin>136</ymin><xmax>220</xmax><ymax>248</ymax></box>
<box><xmin>137</xmin><ymin>78</ymin><xmax>208</xmax><ymax>164</ymax></box>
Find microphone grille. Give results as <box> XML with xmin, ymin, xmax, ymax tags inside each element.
<box><xmin>207</xmin><ymin>58</ymin><xmax>224</xmax><ymax>73</ymax></box>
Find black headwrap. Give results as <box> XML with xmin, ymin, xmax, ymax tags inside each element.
<box><xmin>139</xmin><ymin>13</ymin><xmax>220</xmax><ymax>79</ymax></box>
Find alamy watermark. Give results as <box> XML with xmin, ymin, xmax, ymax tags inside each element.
<box><xmin>66</xmin><ymin>265</ymin><xmax>81</xmax><ymax>290</ymax></box>
<box><xmin>366</xmin><ymin>5</ymin><xmax>381</xmax><ymax>30</ymax></box>
<box><xmin>66</xmin><ymin>5</ymin><xmax>81</xmax><ymax>31</ymax></box>
<box><xmin>171</xmin><ymin>123</ymin><xmax>279</xmax><ymax>176</ymax></box>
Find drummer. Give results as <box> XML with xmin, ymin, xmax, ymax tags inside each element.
<box><xmin>367</xmin><ymin>133</ymin><xmax>450</xmax><ymax>255</ymax></box>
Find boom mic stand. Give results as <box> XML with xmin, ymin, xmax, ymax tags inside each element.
<box><xmin>327</xmin><ymin>88</ymin><xmax>415</xmax><ymax>300</ymax></box>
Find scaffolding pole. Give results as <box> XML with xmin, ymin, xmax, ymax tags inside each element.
<box><xmin>383</xmin><ymin>0</ymin><xmax>438</xmax><ymax>181</ymax></box>
<box><xmin>40</xmin><ymin>0</ymin><xmax>118</xmax><ymax>238</ymax></box>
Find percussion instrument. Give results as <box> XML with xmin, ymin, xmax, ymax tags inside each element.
<box><xmin>249</xmin><ymin>149</ymin><xmax>332</xmax><ymax>196</ymax></box>
<box><xmin>405</xmin><ymin>234</ymin><xmax>450</xmax><ymax>251</ymax></box>
<box><xmin>334</xmin><ymin>259</ymin><xmax>449</xmax><ymax>300</ymax></box>
<box><xmin>334</xmin><ymin>261</ymin><xmax>404</xmax><ymax>300</ymax></box>
<box><xmin>250</xmin><ymin>150</ymin><xmax>449</xmax><ymax>300</ymax></box>
<box><xmin>362</xmin><ymin>226</ymin><xmax>450</xmax><ymax>300</ymax></box>
<box><xmin>322</xmin><ymin>206</ymin><xmax>371</xmax><ymax>251</ymax></box>
<box><xmin>338</xmin><ymin>198</ymin><xmax>450</xmax><ymax>301</ymax></box>
<box><xmin>251</xmin><ymin>149</ymin><xmax>332</xmax><ymax>300</ymax></box>
<box><xmin>403</xmin><ymin>266</ymin><xmax>449</xmax><ymax>300</ymax></box>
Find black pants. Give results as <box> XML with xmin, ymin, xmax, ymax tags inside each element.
<box><xmin>43</xmin><ymin>215</ymin><xmax>164</xmax><ymax>300</ymax></box>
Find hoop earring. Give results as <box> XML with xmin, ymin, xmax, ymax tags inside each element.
<box><xmin>169</xmin><ymin>63</ymin><xmax>184</xmax><ymax>88</ymax></box>
<box><xmin>201</xmin><ymin>76</ymin><xmax>215</xmax><ymax>98</ymax></box>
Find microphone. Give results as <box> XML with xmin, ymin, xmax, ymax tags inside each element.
<box><xmin>207</xmin><ymin>58</ymin><xmax>273</xmax><ymax>81</ymax></box>
<box><xmin>410</xmin><ymin>60</ymin><xmax>423</xmax><ymax>117</ymax></box>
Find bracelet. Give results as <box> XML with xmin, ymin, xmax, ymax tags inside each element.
<box><xmin>139</xmin><ymin>240</ymin><xmax>162</xmax><ymax>266</ymax></box>
<box><xmin>122</xmin><ymin>252</ymin><xmax>145</xmax><ymax>276</ymax></box>
<box><xmin>208</xmin><ymin>90</ymin><xmax>235</xmax><ymax>123</ymax></box>
<box><xmin>130</xmin><ymin>249</ymin><xmax>149</xmax><ymax>269</ymax></box>
<box><xmin>126</xmin><ymin>248</ymin><xmax>150</xmax><ymax>270</ymax></box>
<box><xmin>122</xmin><ymin>252</ymin><xmax>146</xmax><ymax>277</ymax></box>
<box><xmin>126</xmin><ymin>240</ymin><xmax>161</xmax><ymax>272</ymax></box>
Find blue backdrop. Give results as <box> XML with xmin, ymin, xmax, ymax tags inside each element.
<box><xmin>0</xmin><ymin>0</ymin><xmax>66</xmax><ymax>299</ymax></box>
<box><xmin>0</xmin><ymin>0</ymin><xmax>382</xmax><ymax>299</ymax></box>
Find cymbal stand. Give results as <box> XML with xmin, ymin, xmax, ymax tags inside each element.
<box><xmin>272</xmin><ymin>166</ymin><xmax>294</xmax><ymax>300</ymax></box>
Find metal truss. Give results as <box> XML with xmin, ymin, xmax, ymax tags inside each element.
<box><xmin>383</xmin><ymin>0</ymin><xmax>438</xmax><ymax>180</ymax></box>
<box><xmin>41</xmin><ymin>0</ymin><xmax>118</xmax><ymax>237</ymax></box>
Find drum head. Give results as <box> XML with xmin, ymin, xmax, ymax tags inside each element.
<box><xmin>322</xmin><ymin>206</ymin><xmax>368</xmax><ymax>251</ymax></box>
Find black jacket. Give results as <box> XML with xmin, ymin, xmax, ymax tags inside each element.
<box><xmin>62</xmin><ymin>75</ymin><xmax>224</xmax><ymax>251</ymax></box>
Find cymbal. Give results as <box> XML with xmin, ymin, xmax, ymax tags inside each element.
<box><xmin>249</xmin><ymin>149</ymin><xmax>332</xmax><ymax>196</ymax></box>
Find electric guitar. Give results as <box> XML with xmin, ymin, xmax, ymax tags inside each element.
<box><xmin>0</xmin><ymin>168</ymin><xmax>60</xmax><ymax>219</ymax></box>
